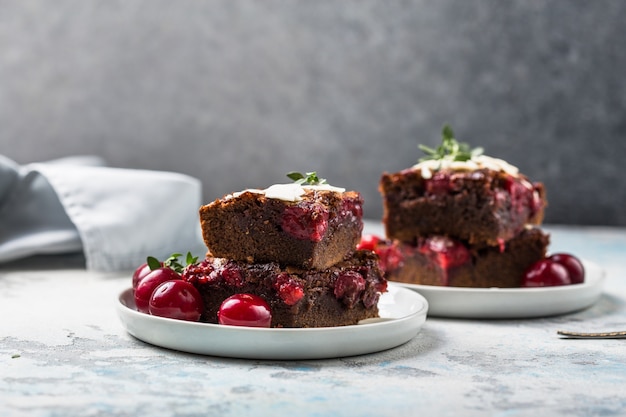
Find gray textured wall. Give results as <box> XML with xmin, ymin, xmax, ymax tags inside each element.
<box><xmin>1</xmin><ymin>0</ymin><xmax>625</xmax><ymax>226</ymax></box>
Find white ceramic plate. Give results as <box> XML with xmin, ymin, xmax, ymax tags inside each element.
<box><xmin>117</xmin><ymin>285</ymin><xmax>428</xmax><ymax>360</ymax></box>
<box><xmin>393</xmin><ymin>259</ymin><xmax>605</xmax><ymax>319</ymax></box>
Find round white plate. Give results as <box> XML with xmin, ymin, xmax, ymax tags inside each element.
<box><xmin>117</xmin><ymin>285</ymin><xmax>428</xmax><ymax>360</ymax></box>
<box><xmin>392</xmin><ymin>259</ymin><xmax>605</xmax><ymax>319</ymax></box>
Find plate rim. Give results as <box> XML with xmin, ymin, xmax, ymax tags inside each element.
<box><xmin>116</xmin><ymin>285</ymin><xmax>429</xmax><ymax>359</ymax></box>
<box><xmin>390</xmin><ymin>258</ymin><xmax>606</xmax><ymax>319</ymax></box>
<box><xmin>392</xmin><ymin>258</ymin><xmax>605</xmax><ymax>294</ymax></box>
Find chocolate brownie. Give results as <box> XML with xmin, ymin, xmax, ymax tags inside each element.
<box><xmin>362</xmin><ymin>227</ymin><xmax>549</xmax><ymax>288</ymax></box>
<box><xmin>200</xmin><ymin>183</ymin><xmax>364</xmax><ymax>270</ymax></box>
<box><xmin>380</xmin><ymin>159</ymin><xmax>546</xmax><ymax>247</ymax></box>
<box><xmin>183</xmin><ymin>250</ymin><xmax>388</xmax><ymax>328</ymax></box>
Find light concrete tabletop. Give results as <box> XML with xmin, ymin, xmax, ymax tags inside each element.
<box><xmin>2</xmin><ymin>223</ymin><xmax>625</xmax><ymax>417</ymax></box>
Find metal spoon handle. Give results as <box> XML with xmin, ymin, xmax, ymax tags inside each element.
<box><xmin>557</xmin><ymin>330</ymin><xmax>626</xmax><ymax>339</ymax></box>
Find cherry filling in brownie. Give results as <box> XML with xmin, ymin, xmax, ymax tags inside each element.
<box><xmin>132</xmin><ymin>172</ymin><xmax>388</xmax><ymax>328</ymax></box>
<box><xmin>380</xmin><ymin>166</ymin><xmax>546</xmax><ymax>247</ymax></box>
<box><xmin>359</xmin><ymin>228</ymin><xmax>549</xmax><ymax>288</ymax></box>
<box><xmin>374</xmin><ymin>126</ymin><xmax>583</xmax><ymax>288</ymax></box>
<box><xmin>380</xmin><ymin>126</ymin><xmax>546</xmax><ymax>248</ymax></box>
<box><xmin>200</xmin><ymin>173</ymin><xmax>364</xmax><ymax>270</ymax></box>
<box><xmin>183</xmin><ymin>250</ymin><xmax>387</xmax><ymax>328</ymax></box>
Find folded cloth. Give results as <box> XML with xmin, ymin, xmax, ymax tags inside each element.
<box><xmin>0</xmin><ymin>155</ymin><xmax>206</xmax><ymax>272</ymax></box>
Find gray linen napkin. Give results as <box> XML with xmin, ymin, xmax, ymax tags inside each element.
<box><xmin>0</xmin><ymin>155</ymin><xmax>206</xmax><ymax>272</ymax></box>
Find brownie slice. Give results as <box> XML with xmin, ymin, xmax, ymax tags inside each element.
<box><xmin>200</xmin><ymin>184</ymin><xmax>364</xmax><ymax>270</ymax></box>
<box><xmin>364</xmin><ymin>227</ymin><xmax>549</xmax><ymax>288</ymax></box>
<box><xmin>379</xmin><ymin>166</ymin><xmax>546</xmax><ymax>247</ymax></box>
<box><xmin>183</xmin><ymin>250</ymin><xmax>388</xmax><ymax>328</ymax></box>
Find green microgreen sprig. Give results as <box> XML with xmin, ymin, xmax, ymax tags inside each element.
<box><xmin>146</xmin><ymin>252</ymin><xmax>198</xmax><ymax>274</ymax></box>
<box><xmin>286</xmin><ymin>171</ymin><xmax>328</xmax><ymax>185</ymax></box>
<box><xmin>418</xmin><ymin>125</ymin><xmax>483</xmax><ymax>163</ymax></box>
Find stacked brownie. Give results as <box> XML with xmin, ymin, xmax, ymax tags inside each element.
<box><xmin>186</xmin><ymin>181</ymin><xmax>387</xmax><ymax>327</ymax></box>
<box><xmin>373</xmin><ymin>132</ymin><xmax>550</xmax><ymax>288</ymax></box>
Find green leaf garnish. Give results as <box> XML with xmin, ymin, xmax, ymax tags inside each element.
<box><xmin>418</xmin><ymin>125</ymin><xmax>483</xmax><ymax>163</ymax></box>
<box><xmin>146</xmin><ymin>252</ymin><xmax>198</xmax><ymax>274</ymax></box>
<box><xmin>286</xmin><ymin>171</ymin><xmax>328</xmax><ymax>185</ymax></box>
<box><xmin>186</xmin><ymin>252</ymin><xmax>199</xmax><ymax>266</ymax></box>
<box><xmin>163</xmin><ymin>253</ymin><xmax>185</xmax><ymax>273</ymax></box>
<box><xmin>146</xmin><ymin>256</ymin><xmax>162</xmax><ymax>271</ymax></box>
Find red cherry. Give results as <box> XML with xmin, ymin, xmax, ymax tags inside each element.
<box><xmin>218</xmin><ymin>294</ymin><xmax>272</xmax><ymax>328</ymax></box>
<box><xmin>134</xmin><ymin>267</ymin><xmax>181</xmax><ymax>313</ymax></box>
<box><xmin>273</xmin><ymin>273</ymin><xmax>304</xmax><ymax>306</ymax></box>
<box><xmin>148</xmin><ymin>280</ymin><xmax>203</xmax><ymax>321</ymax></box>
<box><xmin>281</xmin><ymin>203</ymin><xmax>329</xmax><ymax>242</ymax></box>
<box><xmin>334</xmin><ymin>271</ymin><xmax>366</xmax><ymax>308</ymax></box>
<box><xmin>522</xmin><ymin>259</ymin><xmax>571</xmax><ymax>287</ymax></box>
<box><xmin>357</xmin><ymin>234</ymin><xmax>381</xmax><ymax>252</ymax></box>
<box><xmin>425</xmin><ymin>172</ymin><xmax>452</xmax><ymax>195</ymax></box>
<box><xmin>375</xmin><ymin>243</ymin><xmax>404</xmax><ymax>273</ymax></box>
<box><xmin>419</xmin><ymin>236</ymin><xmax>470</xmax><ymax>269</ymax></box>
<box><xmin>549</xmin><ymin>253</ymin><xmax>585</xmax><ymax>284</ymax></box>
<box><xmin>341</xmin><ymin>197</ymin><xmax>363</xmax><ymax>219</ymax></box>
<box><xmin>132</xmin><ymin>263</ymin><xmax>153</xmax><ymax>290</ymax></box>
